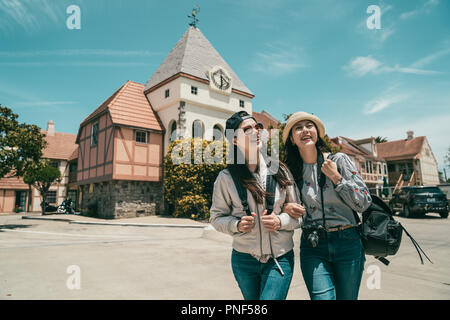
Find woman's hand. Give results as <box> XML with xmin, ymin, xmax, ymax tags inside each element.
<box><xmin>321</xmin><ymin>159</ymin><xmax>342</xmax><ymax>185</ymax></box>
<box><xmin>282</xmin><ymin>202</ymin><xmax>306</xmax><ymax>219</ymax></box>
<box><xmin>237</xmin><ymin>212</ymin><xmax>257</xmax><ymax>233</ymax></box>
<box><xmin>261</xmin><ymin>210</ymin><xmax>281</xmax><ymax>232</ymax></box>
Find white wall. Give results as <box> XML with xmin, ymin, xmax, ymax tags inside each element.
<box><xmin>420</xmin><ymin>139</ymin><xmax>440</xmax><ymax>185</ymax></box>
<box><xmin>146</xmin><ymin>76</ymin><xmax>253</xmax><ymax>154</ymax></box>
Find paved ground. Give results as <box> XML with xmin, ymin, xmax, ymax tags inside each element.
<box><xmin>0</xmin><ymin>212</ymin><xmax>449</xmax><ymax>300</ymax></box>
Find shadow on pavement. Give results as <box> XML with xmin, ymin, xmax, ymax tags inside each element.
<box><xmin>0</xmin><ymin>224</ymin><xmax>32</xmax><ymax>232</ymax></box>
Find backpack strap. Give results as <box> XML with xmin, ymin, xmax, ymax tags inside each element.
<box><xmin>230</xmin><ymin>171</ymin><xmax>252</xmax><ymax>216</ymax></box>
<box><xmin>401</xmin><ymin>225</ymin><xmax>433</xmax><ymax>264</ymax></box>
<box><xmin>265</xmin><ymin>173</ymin><xmax>277</xmax><ymax>215</ymax></box>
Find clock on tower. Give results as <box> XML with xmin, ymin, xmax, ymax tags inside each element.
<box><xmin>209</xmin><ymin>66</ymin><xmax>232</xmax><ymax>95</ymax></box>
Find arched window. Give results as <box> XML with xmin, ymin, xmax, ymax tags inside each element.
<box><xmin>192</xmin><ymin>120</ymin><xmax>204</xmax><ymax>139</ymax></box>
<box><xmin>168</xmin><ymin>120</ymin><xmax>177</xmax><ymax>142</ymax></box>
<box><xmin>212</xmin><ymin>124</ymin><xmax>223</xmax><ymax>141</ymax></box>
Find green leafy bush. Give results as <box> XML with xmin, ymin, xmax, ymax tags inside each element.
<box><xmin>164</xmin><ymin>138</ymin><xmax>227</xmax><ymax>220</ymax></box>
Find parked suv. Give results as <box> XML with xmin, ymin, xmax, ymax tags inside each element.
<box><xmin>390</xmin><ymin>186</ymin><xmax>449</xmax><ymax>218</ymax></box>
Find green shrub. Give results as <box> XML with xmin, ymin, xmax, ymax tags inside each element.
<box><xmin>174</xmin><ymin>194</ymin><xmax>209</xmax><ymax>219</ymax></box>
<box><xmin>164</xmin><ymin>138</ymin><xmax>227</xmax><ymax>220</ymax></box>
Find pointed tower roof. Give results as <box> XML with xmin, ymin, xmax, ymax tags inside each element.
<box><xmin>145</xmin><ymin>27</ymin><xmax>253</xmax><ymax>96</ymax></box>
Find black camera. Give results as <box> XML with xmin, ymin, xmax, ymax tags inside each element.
<box><xmin>302</xmin><ymin>223</ymin><xmax>326</xmax><ymax>248</ymax></box>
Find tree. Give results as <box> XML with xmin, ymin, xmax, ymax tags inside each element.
<box><xmin>445</xmin><ymin>146</ymin><xmax>450</xmax><ymax>170</ymax></box>
<box><xmin>23</xmin><ymin>161</ymin><xmax>61</xmax><ymax>215</ymax></box>
<box><xmin>375</xmin><ymin>136</ymin><xmax>388</xmax><ymax>143</ymax></box>
<box><xmin>0</xmin><ymin>105</ymin><xmax>47</xmax><ymax>178</ymax></box>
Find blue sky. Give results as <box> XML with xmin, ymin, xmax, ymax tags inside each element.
<box><xmin>1</xmin><ymin>0</ymin><xmax>449</xmax><ymax>172</ymax></box>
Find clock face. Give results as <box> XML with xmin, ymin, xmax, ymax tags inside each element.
<box><xmin>209</xmin><ymin>66</ymin><xmax>232</xmax><ymax>95</ymax></box>
<box><xmin>211</xmin><ymin>68</ymin><xmax>231</xmax><ymax>90</ymax></box>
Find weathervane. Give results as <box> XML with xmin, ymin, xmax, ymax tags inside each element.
<box><xmin>188</xmin><ymin>5</ymin><xmax>200</xmax><ymax>28</ymax></box>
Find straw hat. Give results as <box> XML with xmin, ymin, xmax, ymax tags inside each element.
<box><xmin>282</xmin><ymin>112</ymin><xmax>325</xmax><ymax>144</ymax></box>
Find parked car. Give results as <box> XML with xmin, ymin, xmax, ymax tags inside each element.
<box><xmin>390</xmin><ymin>186</ymin><xmax>449</xmax><ymax>218</ymax></box>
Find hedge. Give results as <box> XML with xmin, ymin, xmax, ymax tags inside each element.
<box><xmin>164</xmin><ymin>138</ymin><xmax>227</xmax><ymax>220</ymax></box>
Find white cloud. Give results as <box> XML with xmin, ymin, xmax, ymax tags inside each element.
<box><xmin>252</xmin><ymin>43</ymin><xmax>307</xmax><ymax>76</ymax></box>
<box><xmin>14</xmin><ymin>101</ymin><xmax>77</xmax><ymax>107</ymax></box>
<box><xmin>400</xmin><ymin>0</ymin><xmax>440</xmax><ymax>20</ymax></box>
<box><xmin>343</xmin><ymin>56</ymin><xmax>382</xmax><ymax>77</ymax></box>
<box><xmin>0</xmin><ymin>49</ymin><xmax>162</xmax><ymax>58</ymax></box>
<box><xmin>364</xmin><ymin>94</ymin><xmax>409</xmax><ymax>115</ymax></box>
<box><xmin>343</xmin><ymin>56</ymin><xmax>442</xmax><ymax>77</ymax></box>
<box><xmin>0</xmin><ymin>61</ymin><xmax>154</xmax><ymax>67</ymax></box>
<box><xmin>410</xmin><ymin>48</ymin><xmax>450</xmax><ymax>69</ymax></box>
<box><xmin>0</xmin><ymin>0</ymin><xmax>73</xmax><ymax>34</ymax></box>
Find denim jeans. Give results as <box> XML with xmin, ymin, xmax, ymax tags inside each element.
<box><xmin>300</xmin><ymin>227</ymin><xmax>365</xmax><ymax>300</ymax></box>
<box><xmin>231</xmin><ymin>249</ymin><xmax>294</xmax><ymax>300</ymax></box>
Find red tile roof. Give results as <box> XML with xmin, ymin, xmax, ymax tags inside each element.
<box><xmin>78</xmin><ymin>81</ymin><xmax>164</xmax><ymax>142</ymax></box>
<box><xmin>0</xmin><ymin>176</ymin><xmax>28</xmax><ymax>190</ymax></box>
<box><xmin>252</xmin><ymin>111</ymin><xmax>280</xmax><ymax>130</ymax></box>
<box><xmin>41</xmin><ymin>131</ymin><xmax>78</xmax><ymax>160</ymax></box>
<box><xmin>377</xmin><ymin>136</ymin><xmax>425</xmax><ymax>161</ymax></box>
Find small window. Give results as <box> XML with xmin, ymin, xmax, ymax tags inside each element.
<box><xmin>50</xmin><ymin>160</ymin><xmax>59</xmax><ymax>169</ymax></box>
<box><xmin>191</xmin><ymin>86</ymin><xmax>198</xmax><ymax>95</ymax></box>
<box><xmin>91</xmin><ymin>122</ymin><xmax>99</xmax><ymax>146</ymax></box>
<box><xmin>384</xmin><ymin>164</ymin><xmax>387</xmax><ymax>175</ymax></box>
<box><xmin>135</xmin><ymin>130</ymin><xmax>148</xmax><ymax>144</ymax></box>
<box><xmin>46</xmin><ymin>191</ymin><xmax>57</xmax><ymax>204</ymax></box>
<box><xmin>165</xmin><ymin>89</ymin><xmax>170</xmax><ymax>98</ymax></box>
<box><xmin>69</xmin><ymin>162</ymin><xmax>77</xmax><ymax>173</ymax></box>
<box><xmin>239</xmin><ymin>100</ymin><xmax>245</xmax><ymax>108</ymax></box>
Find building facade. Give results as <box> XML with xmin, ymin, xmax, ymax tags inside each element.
<box><xmin>331</xmin><ymin>136</ymin><xmax>389</xmax><ymax>196</ymax></box>
<box><xmin>377</xmin><ymin>131</ymin><xmax>440</xmax><ymax>192</ymax></box>
<box><xmin>0</xmin><ymin>121</ymin><xmax>78</xmax><ymax>213</ymax></box>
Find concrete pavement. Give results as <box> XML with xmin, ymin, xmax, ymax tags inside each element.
<box><xmin>0</xmin><ymin>212</ymin><xmax>449</xmax><ymax>299</ymax></box>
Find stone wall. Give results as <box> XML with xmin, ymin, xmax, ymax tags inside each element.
<box><xmin>80</xmin><ymin>180</ymin><xmax>164</xmax><ymax>219</ymax></box>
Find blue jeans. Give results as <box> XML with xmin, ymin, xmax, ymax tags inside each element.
<box><xmin>231</xmin><ymin>249</ymin><xmax>294</xmax><ymax>300</ymax></box>
<box><xmin>300</xmin><ymin>227</ymin><xmax>365</xmax><ymax>300</ymax></box>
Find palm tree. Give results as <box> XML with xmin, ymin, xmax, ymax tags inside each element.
<box><xmin>375</xmin><ymin>136</ymin><xmax>388</xmax><ymax>143</ymax></box>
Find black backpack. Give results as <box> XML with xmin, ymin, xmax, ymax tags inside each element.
<box><xmin>352</xmin><ymin>195</ymin><xmax>432</xmax><ymax>266</ymax></box>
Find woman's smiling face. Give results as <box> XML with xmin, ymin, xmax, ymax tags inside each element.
<box><xmin>290</xmin><ymin>120</ymin><xmax>318</xmax><ymax>149</ymax></box>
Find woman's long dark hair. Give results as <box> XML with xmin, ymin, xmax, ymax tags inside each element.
<box><xmin>227</xmin><ymin>143</ymin><xmax>292</xmax><ymax>204</ymax></box>
<box><xmin>282</xmin><ymin>123</ymin><xmax>331</xmax><ymax>186</ymax></box>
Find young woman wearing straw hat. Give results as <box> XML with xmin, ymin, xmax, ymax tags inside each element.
<box><xmin>282</xmin><ymin>111</ymin><xmax>372</xmax><ymax>300</ymax></box>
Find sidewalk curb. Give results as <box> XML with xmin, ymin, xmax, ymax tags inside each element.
<box><xmin>22</xmin><ymin>216</ymin><xmax>72</xmax><ymax>222</ymax></box>
<box><xmin>21</xmin><ymin>215</ymin><xmax>208</xmax><ymax>229</ymax></box>
<box><xmin>68</xmin><ymin>220</ymin><xmax>207</xmax><ymax>228</ymax></box>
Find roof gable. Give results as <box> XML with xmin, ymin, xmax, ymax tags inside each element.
<box><xmin>77</xmin><ymin>81</ymin><xmax>164</xmax><ymax>143</ymax></box>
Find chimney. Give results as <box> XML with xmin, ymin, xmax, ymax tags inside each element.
<box><xmin>47</xmin><ymin>120</ymin><xmax>55</xmax><ymax>136</ymax></box>
<box><xmin>406</xmin><ymin>130</ymin><xmax>414</xmax><ymax>140</ymax></box>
